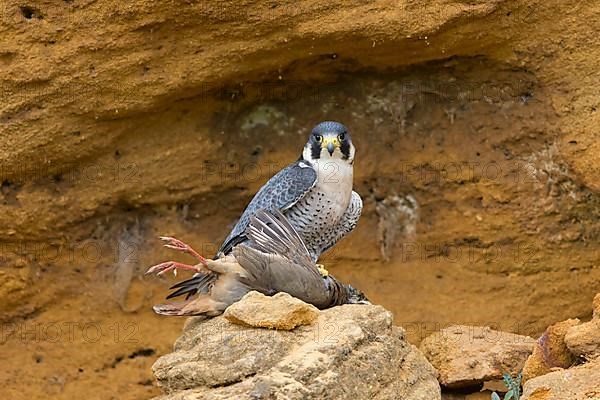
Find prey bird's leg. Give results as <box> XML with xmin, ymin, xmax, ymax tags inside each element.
<box><xmin>159</xmin><ymin>236</ymin><xmax>208</xmax><ymax>266</ymax></box>
<box><xmin>146</xmin><ymin>236</ymin><xmax>211</xmax><ymax>277</ymax></box>
<box><xmin>145</xmin><ymin>261</ymin><xmax>203</xmax><ymax>276</ymax></box>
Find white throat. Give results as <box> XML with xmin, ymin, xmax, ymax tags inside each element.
<box><xmin>310</xmin><ymin>157</ymin><xmax>353</xmax><ymax>211</ymax></box>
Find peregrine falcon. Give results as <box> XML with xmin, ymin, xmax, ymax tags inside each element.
<box><xmin>149</xmin><ymin>209</ymin><xmax>369</xmax><ymax>316</ymax></box>
<box><xmin>155</xmin><ymin>121</ymin><xmax>362</xmax><ymax>300</ymax></box>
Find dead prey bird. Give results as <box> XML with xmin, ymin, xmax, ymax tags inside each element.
<box><xmin>147</xmin><ymin>210</ymin><xmax>369</xmax><ymax>316</ymax></box>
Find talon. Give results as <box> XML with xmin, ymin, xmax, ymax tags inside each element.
<box><xmin>316</xmin><ymin>263</ymin><xmax>329</xmax><ymax>277</ymax></box>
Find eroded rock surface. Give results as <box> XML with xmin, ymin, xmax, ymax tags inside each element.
<box><xmin>565</xmin><ymin>320</ymin><xmax>600</xmax><ymax>360</ymax></box>
<box><xmin>152</xmin><ymin>303</ymin><xmax>441</xmax><ymax>399</ymax></box>
<box><xmin>420</xmin><ymin>325</ymin><xmax>535</xmax><ymax>389</ymax></box>
<box><xmin>564</xmin><ymin>293</ymin><xmax>600</xmax><ymax>360</ymax></box>
<box><xmin>521</xmin><ymin>358</ymin><xmax>600</xmax><ymax>400</ymax></box>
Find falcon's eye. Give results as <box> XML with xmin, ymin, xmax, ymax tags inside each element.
<box><xmin>338</xmin><ymin>132</ymin><xmax>346</xmax><ymax>141</ymax></box>
<box><xmin>315</xmin><ymin>135</ymin><xmax>322</xmax><ymax>143</ymax></box>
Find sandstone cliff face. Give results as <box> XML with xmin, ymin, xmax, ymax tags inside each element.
<box><xmin>1</xmin><ymin>1</ymin><xmax>600</xmax><ymax>399</ymax></box>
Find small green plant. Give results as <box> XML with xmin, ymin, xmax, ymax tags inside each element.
<box><xmin>491</xmin><ymin>372</ymin><xmax>522</xmax><ymax>400</ymax></box>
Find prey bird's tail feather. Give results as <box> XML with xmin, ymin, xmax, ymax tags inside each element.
<box><xmin>153</xmin><ymin>301</ymin><xmax>195</xmax><ymax>316</ymax></box>
<box><xmin>166</xmin><ymin>272</ymin><xmax>217</xmax><ymax>300</ymax></box>
<box><xmin>154</xmin><ymin>295</ymin><xmax>226</xmax><ymax>316</ymax></box>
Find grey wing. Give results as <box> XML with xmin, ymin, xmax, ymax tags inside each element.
<box><xmin>233</xmin><ymin>209</ymin><xmax>330</xmax><ymax>306</ymax></box>
<box><xmin>244</xmin><ymin>209</ymin><xmax>316</xmax><ymax>273</ymax></box>
<box><xmin>216</xmin><ymin>160</ymin><xmax>317</xmax><ymax>257</ymax></box>
<box><xmin>318</xmin><ymin>191</ymin><xmax>363</xmax><ymax>257</ymax></box>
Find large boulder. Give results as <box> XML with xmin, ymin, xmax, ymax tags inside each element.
<box><xmin>152</xmin><ymin>298</ymin><xmax>440</xmax><ymax>399</ymax></box>
<box><xmin>521</xmin><ymin>358</ymin><xmax>600</xmax><ymax>400</ymax></box>
<box><xmin>420</xmin><ymin>325</ymin><xmax>535</xmax><ymax>389</ymax></box>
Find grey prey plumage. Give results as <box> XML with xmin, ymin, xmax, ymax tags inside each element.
<box><xmin>164</xmin><ymin>121</ymin><xmax>362</xmax><ymax>300</ymax></box>
<box><xmin>150</xmin><ymin>209</ymin><xmax>369</xmax><ymax>316</ymax></box>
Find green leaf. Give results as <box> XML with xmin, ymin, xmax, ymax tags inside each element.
<box><xmin>491</xmin><ymin>392</ymin><xmax>501</xmax><ymax>400</ymax></box>
<box><xmin>514</xmin><ymin>372</ymin><xmax>523</xmax><ymax>397</ymax></box>
<box><xmin>502</xmin><ymin>373</ymin><xmax>512</xmax><ymax>387</ymax></box>
<box><xmin>504</xmin><ymin>390</ymin><xmax>514</xmax><ymax>400</ymax></box>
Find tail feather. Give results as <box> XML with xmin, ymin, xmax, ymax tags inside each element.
<box><xmin>166</xmin><ymin>272</ymin><xmax>217</xmax><ymax>300</ymax></box>
<box><xmin>152</xmin><ymin>302</ymin><xmax>193</xmax><ymax>316</ymax></box>
<box><xmin>153</xmin><ymin>295</ymin><xmax>225</xmax><ymax>316</ymax></box>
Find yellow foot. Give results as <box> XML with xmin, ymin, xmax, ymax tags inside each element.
<box><xmin>316</xmin><ymin>264</ymin><xmax>329</xmax><ymax>277</ymax></box>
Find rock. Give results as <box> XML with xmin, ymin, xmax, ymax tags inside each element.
<box><xmin>521</xmin><ymin>358</ymin><xmax>600</xmax><ymax>400</ymax></box>
<box><xmin>564</xmin><ymin>294</ymin><xmax>600</xmax><ymax>359</ymax></box>
<box><xmin>521</xmin><ymin>293</ymin><xmax>600</xmax><ymax>398</ymax></box>
<box><xmin>594</xmin><ymin>293</ymin><xmax>600</xmax><ymax>319</ymax></box>
<box><xmin>465</xmin><ymin>394</ymin><xmax>493</xmax><ymax>400</ymax></box>
<box><xmin>419</xmin><ymin>325</ymin><xmax>535</xmax><ymax>389</ymax></box>
<box><xmin>442</xmin><ymin>392</ymin><xmax>492</xmax><ymax>400</ymax></box>
<box><xmin>152</xmin><ymin>304</ymin><xmax>441</xmax><ymax>399</ymax></box>
<box><xmin>565</xmin><ymin>321</ymin><xmax>600</xmax><ymax>359</ymax></box>
<box><xmin>522</xmin><ymin>319</ymin><xmax>580</xmax><ymax>382</ymax></box>
<box><xmin>223</xmin><ymin>291</ymin><xmax>319</xmax><ymax>330</ymax></box>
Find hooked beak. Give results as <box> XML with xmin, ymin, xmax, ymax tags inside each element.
<box><xmin>322</xmin><ymin>136</ymin><xmax>340</xmax><ymax>156</ymax></box>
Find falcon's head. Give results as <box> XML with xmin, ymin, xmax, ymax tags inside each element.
<box><xmin>302</xmin><ymin>121</ymin><xmax>355</xmax><ymax>164</ymax></box>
